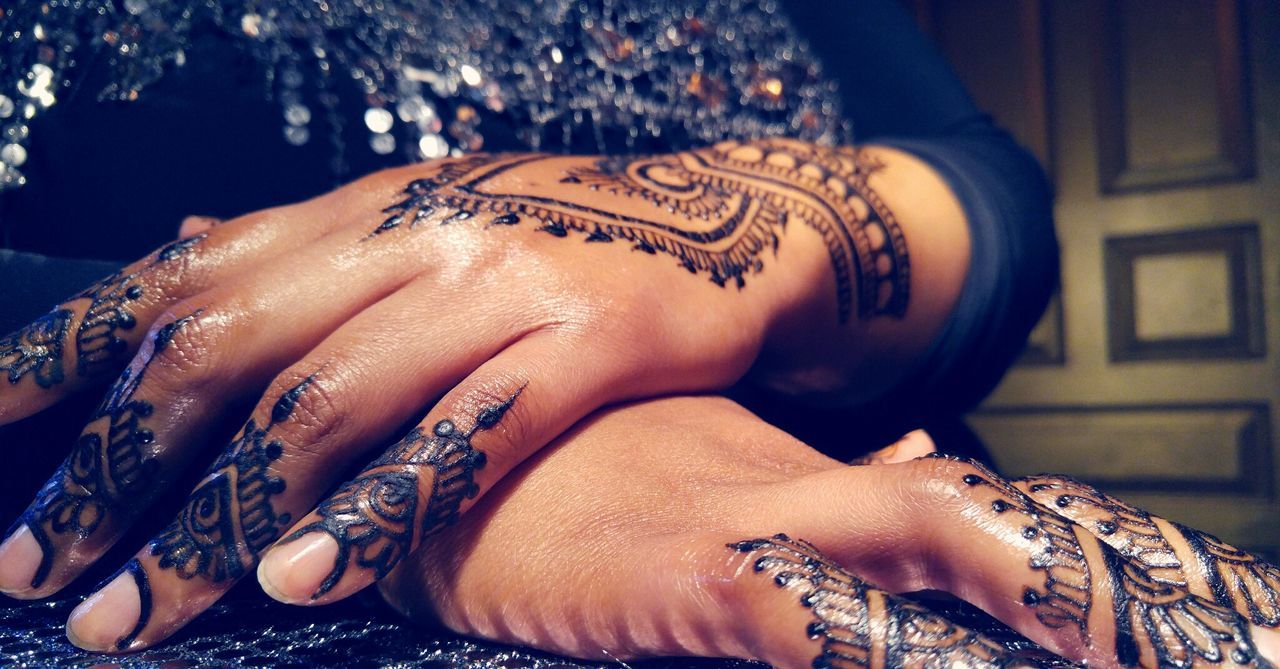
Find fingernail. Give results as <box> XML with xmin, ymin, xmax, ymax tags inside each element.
<box><xmin>67</xmin><ymin>571</ymin><xmax>141</xmax><ymax>651</ymax></box>
<box><xmin>177</xmin><ymin>214</ymin><xmax>222</xmax><ymax>238</ymax></box>
<box><xmin>1250</xmin><ymin>624</ymin><xmax>1280</xmax><ymax>666</ymax></box>
<box><xmin>0</xmin><ymin>524</ymin><xmax>45</xmax><ymax>596</ymax></box>
<box><xmin>257</xmin><ymin>532</ymin><xmax>339</xmax><ymax>604</ymax></box>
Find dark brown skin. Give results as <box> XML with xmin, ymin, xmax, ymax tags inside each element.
<box><xmin>368</xmin><ymin>397</ymin><xmax>1280</xmax><ymax>668</ymax></box>
<box><xmin>0</xmin><ymin>140</ymin><xmax>969</xmax><ymax>650</ymax></box>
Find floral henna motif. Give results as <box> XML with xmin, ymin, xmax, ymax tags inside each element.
<box><xmin>0</xmin><ymin>308</ymin><xmax>73</xmax><ymax>388</ymax></box>
<box><xmin>1176</xmin><ymin>525</ymin><xmax>1280</xmax><ymax>629</ymax></box>
<box><xmin>278</xmin><ymin>390</ymin><xmax>518</xmax><ymax>598</ymax></box>
<box><xmin>955</xmin><ymin>460</ymin><xmax>1268</xmax><ymax>667</ymax></box>
<box><xmin>148</xmin><ymin>374</ymin><xmax>313</xmax><ymax>582</ymax></box>
<box><xmin>374</xmin><ymin>140</ymin><xmax>908</xmax><ymax>324</ymax></box>
<box><xmin>11</xmin><ymin>314</ymin><xmax>196</xmax><ymax>589</ymax></box>
<box><xmin>1021</xmin><ymin>474</ymin><xmax>1280</xmax><ymax>629</ymax></box>
<box><xmin>730</xmin><ymin>534</ymin><xmax>1009</xmax><ymax>669</ymax></box>
<box><xmin>72</xmin><ymin>234</ymin><xmax>206</xmax><ymax>380</ymax></box>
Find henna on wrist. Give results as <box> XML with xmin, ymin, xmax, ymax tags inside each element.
<box><xmin>375</xmin><ymin>140</ymin><xmax>908</xmax><ymax>324</ymax></box>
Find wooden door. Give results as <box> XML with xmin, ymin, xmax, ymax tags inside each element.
<box><xmin>912</xmin><ymin>0</ymin><xmax>1280</xmax><ymax>555</ymax></box>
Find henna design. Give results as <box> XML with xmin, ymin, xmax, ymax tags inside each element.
<box><xmin>148</xmin><ymin>374</ymin><xmax>312</xmax><ymax>582</ymax></box>
<box><xmin>1176</xmin><ymin>524</ymin><xmax>1280</xmax><ymax>629</ymax></box>
<box><xmin>374</xmin><ymin>140</ymin><xmax>908</xmax><ymax>324</ymax></box>
<box><xmin>1102</xmin><ymin>548</ymin><xmax>1265</xmax><ymax>668</ymax></box>
<box><xmin>115</xmin><ymin>558</ymin><xmax>152</xmax><ymax>651</ymax></box>
<box><xmin>0</xmin><ymin>308</ymin><xmax>73</xmax><ymax>388</ymax></box>
<box><xmin>958</xmin><ymin>467</ymin><xmax>1092</xmax><ymax>637</ymax></box>
<box><xmin>12</xmin><ymin>313</ymin><xmax>196</xmax><ymax>589</ymax></box>
<box><xmin>73</xmin><ymin>233</ymin><xmax>207</xmax><ymax>380</ymax></box>
<box><xmin>1020</xmin><ymin>476</ymin><xmax>1185</xmax><ymax>589</ymax></box>
<box><xmin>956</xmin><ymin>461</ymin><xmax>1267</xmax><ymax>666</ymax></box>
<box><xmin>730</xmin><ymin>534</ymin><xmax>1008</xmax><ymax>668</ymax></box>
<box><xmin>1022</xmin><ymin>475</ymin><xmax>1280</xmax><ymax>629</ymax></box>
<box><xmin>279</xmin><ymin>390</ymin><xmax>517</xmax><ymax>598</ymax></box>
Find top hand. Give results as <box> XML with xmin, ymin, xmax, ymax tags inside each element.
<box><xmin>0</xmin><ymin>140</ymin><xmax>969</xmax><ymax>645</ymax></box>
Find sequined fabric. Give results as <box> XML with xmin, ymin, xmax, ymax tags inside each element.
<box><xmin>0</xmin><ymin>589</ymin><xmax>760</xmax><ymax>667</ymax></box>
<box><xmin>0</xmin><ymin>0</ymin><xmax>848</xmax><ymax>190</ymax></box>
<box><xmin>0</xmin><ymin>588</ymin><xmax>1073</xmax><ymax>668</ymax></box>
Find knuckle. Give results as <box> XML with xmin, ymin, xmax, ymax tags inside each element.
<box><xmin>264</xmin><ymin>371</ymin><xmax>350</xmax><ymax>455</ymax></box>
<box><xmin>899</xmin><ymin>455</ymin><xmax>990</xmax><ymax>511</ymax></box>
<box><xmin>141</xmin><ymin>305</ymin><xmax>230</xmax><ymax>392</ymax></box>
<box><xmin>448</xmin><ymin>378</ymin><xmax>533</xmax><ymax>462</ymax></box>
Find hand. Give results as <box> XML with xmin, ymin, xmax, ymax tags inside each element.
<box><xmin>348</xmin><ymin>397</ymin><xmax>1275</xmax><ymax>669</ymax></box>
<box><xmin>0</xmin><ymin>140</ymin><xmax>966</xmax><ymax>649</ymax></box>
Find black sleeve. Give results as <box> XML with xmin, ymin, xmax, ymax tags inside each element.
<box><xmin>780</xmin><ymin>0</ymin><xmax>1060</xmax><ymax>428</ymax></box>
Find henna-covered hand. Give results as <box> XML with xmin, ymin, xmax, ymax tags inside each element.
<box><xmin>0</xmin><ymin>139</ymin><xmax>973</xmax><ymax>650</ymax></box>
<box><xmin>366</xmin><ymin>398</ymin><xmax>1279</xmax><ymax>668</ymax></box>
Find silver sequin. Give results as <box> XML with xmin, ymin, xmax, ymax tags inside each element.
<box><xmin>0</xmin><ymin>0</ymin><xmax>848</xmax><ymax>191</ymax></box>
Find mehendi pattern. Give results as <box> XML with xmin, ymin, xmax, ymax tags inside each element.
<box><xmin>278</xmin><ymin>390</ymin><xmax>517</xmax><ymax>598</ymax></box>
<box><xmin>148</xmin><ymin>374</ymin><xmax>312</xmax><ymax>582</ymax></box>
<box><xmin>374</xmin><ymin>140</ymin><xmax>908</xmax><ymax>324</ymax></box>
<box><xmin>0</xmin><ymin>308</ymin><xmax>74</xmax><ymax>388</ymax></box>
<box><xmin>11</xmin><ymin>313</ymin><xmax>196</xmax><ymax>589</ymax></box>
<box><xmin>730</xmin><ymin>534</ymin><xmax>1009</xmax><ymax>668</ymax></box>
<box><xmin>957</xmin><ymin>461</ymin><xmax>1267</xmax><ymax>667</ymax></box>
<box><xmin>1020</xmin><ymin>474</ymin><xmax>1280</xmax><ymax>630</ymax></box>
<box><xmin>72</xmin><ymin>234</ymin><xmax>207</xmax><ymax>380</ymax></box>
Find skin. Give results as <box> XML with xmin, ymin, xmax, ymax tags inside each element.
<box><xmin>353</xmin><ymin>397</ymin><xmax>1280</xmax><ymax>668</ymax></box>
<box><xmin>0</xmin><ymin>141</ymin><xmax>1274</xmax><ymax>665</ymax></box>
<box><xmin>0</xmin><ymin>139</ymin><xmax>971</xmax><ymax>650</ymax></box>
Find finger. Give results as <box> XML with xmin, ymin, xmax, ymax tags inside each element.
<box><xmin>1017</xmin><ymin>474</ymin><xmax>1280</xmax><ymax>630</ymax></box>
<box><xmin>384</xmin><ymin>529</ymin><xmax>1020</xmax><ymax>668</ymax></box>
<box><xmin>0</xmin><ymin>219</ymin><xmax>432</xmax><ymax>598</ymax></box>
<box><xmin>177</xmin><ymin>215</ymin><xmax>224</xmax><ymax>240</ymax></box>
<box><xmin>851</xmin><ymin>429</ymin><xmax>937</xmax><ymax>465</ymax></box>
<box><xmin>258</xmin><ymin>333</ymin><xmax>627</xmax><ymax>605</ymax></box>
<box><xmin>0</xmin><ymin>197</ymin><xmax>347</xmax><ymax>424</ymax></box>
<box><xmin>746</xmin><ymin>456</ymin><xmax>1278</xmax><ymax>667</ymax></box>
<box><xmin>59</xmin><ymin>274</ymin><xmax>533</xmax><ymax>650</ymax></box>
<box><xmin>721</xmin><ymin>534</ymin><xmax>1022</xmax><ymax>668</ymax></box>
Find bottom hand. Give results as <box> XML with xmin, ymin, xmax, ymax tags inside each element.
<box><xmin>365</xmin><ymin>397</ymin><xmax>1279</xmax><ymax>668</ymax></box>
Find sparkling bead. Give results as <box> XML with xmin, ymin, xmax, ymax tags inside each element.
<box><xmin>241</xmin><ymin>13</ymin><xmax>263</xmax><ymax>37</ymax></box>
<box><xmin>0</xmin><ymin>0</ymin><xmax>847</xmax><ymax>193</ymax></box>
<box><xmin>0</xmin><ymin>143</ymin><xmax>27</xmax><ymax>167</ymax></box>
<box><xmin>363</xmin><ymin>107</ymin><xmax>393</xmax><ymax>134</ymax></box>
<box><xmin>283</xmin><ymin>125</ymin><xmax>310</xmax><ymax>146</ymax></box>
<box><xmin>396</xmin><ymin>96</ymin><xmax>432</xmax><ymax>124</ymax></box>
<box><xmin>283</xmin><ymin>103</ymin><xmax>311</xmax><ymax>126</ymax></box>
<box><xmin>369</xmin><ymin>132</ymin><xmax>396</xmax><ymax>155</ymax></box>
<box><xmin>418</xmin><ymin>133</ymin><xmax>448</xmax><ymax>159</ymax></box>
<box><xmin>0</xmin><ymin>165</ymin><xmax>26</xmax><ymax>187</ymax></box>
<box><xmin>3</xmin><ymin>124</ymin><xmax>29</xmax><ymax>142</ymax></box>
<box><xmin>459</xmin><ymin>64</ymin><xmax>482</xmax><ymax>87</ymax></box>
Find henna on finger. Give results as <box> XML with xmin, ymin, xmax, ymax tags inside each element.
<box><xmin>1019</xmin><ymin>475</ymin><xmax>1280</xmax><ymax>629</ymax></box>
<box><xmin>0</xmin><ymin>309</ymin><xmax>74</xmax><ymax>388</ymax></box>
<box><xmin>147</xmin><ymin>374</ymin><xmax>314</xmax><ymax>582</ymax></box>
<box><xmin>3</xmin><ymin>313</ymin><xmax>198</xmax><ymax>591</ymax></box>
<box><xmin>0</xmin><ymin>234</ymin><xmax>207</xmax><ymax>393</ymax></box>
<box><xmin>731</xmin><ymin>533</ymin><xmax>1011</xmax><ymax>669</ymax></box>
<box><xmin>951</xmin><ymin>459</ymin><xmax>1269</xmax><ymax>667</ymax></box>
<box><xmin>275</xmin><ymin>389</ymin><xmax>518</xmax><ymax>599</ymax></box>
<box><xmin>372</xmin><ymin>140</ymin><xmax>909</xmax><ymax>324</ymax></box>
